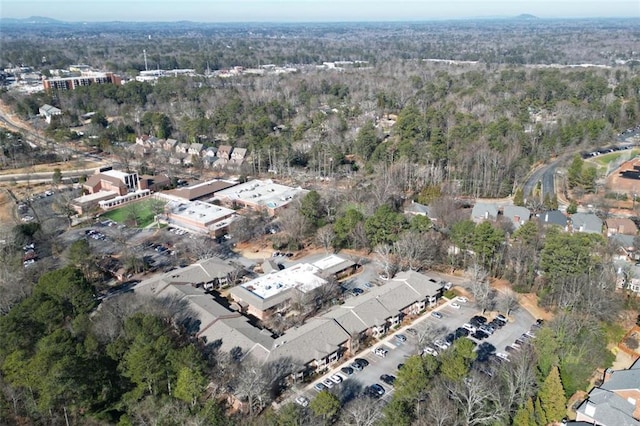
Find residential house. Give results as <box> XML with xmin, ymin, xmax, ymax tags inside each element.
<box><xmin>611</xmin><ymin>234</ymin><xmax>639</xmax><ymax>262</ymax></box>
<box><xmin>607</xmin><ymin>218</ymin><xmax>639</xmax><ymax>237</ymax></box>
<box><xmin>503</xmin><ymin>205</ymin><xmax>531</xmax><ymax>229</ymax></box>
<box><xmin>471</xmin><ymin>202</ymin><xmax>499</xmax><ymax>223</ymax></box>
<box><xmin>176</xmin><ymin>143</ymin><xmax>190</xmax><ymax>154</ymax></box>
<box><xmin>230</xmin><ymin>147</ymin><xmax>247</xmax><ymax>165</ymax></box>
<box><xmin>571</xmin><ymin>212</ymin><xmax>603</xmax><ymax>234</ymax></box>
<box><xmin>217</xmin><ymin>145</ymin><xmax>233</xmax><ymax>160</ymax></box>
<box><xmin>404</xmin><ymin>200</ymin><xmax>437</xmax><ymax>222</ymax></box>
<box><xmin>163</xmin><ymin>138</ymin><xmax>178</xmax><ymax>152</ymax></box>
<box><xmin>188</xmin><ymin>143</ymin><xmax>204</xmax><ymax>156</ymax></box>
<box><xmin>39</xmin><ymin>104</ymin><xmax>62</xmax><ymax>123</ymax></box>
<box><xmin>203</xmin><ymin>147</ymin><xmax>217</xmax><ymax>158</ymax></box>
<box><xmin>575</xmin><ymin>357</ymin><xmax>640</xmax><ymax>425</ymax></box>
<box><xmin>538</xmin><ymin>210</ymin><xmax>568</xmax><ymax>229</ymax></box>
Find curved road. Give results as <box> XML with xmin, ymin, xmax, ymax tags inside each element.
<box><xmin>523</xmin><ymin>134</ymin><xmax>638</xmax><ymax>201</ymax></box>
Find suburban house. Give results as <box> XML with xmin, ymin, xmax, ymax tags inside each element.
<box><xmin>217</xmin><ymin>145</ymin><xmax>233</xmax><ymax>160</ymax></box>
<box><xmin>176</xmin><ymin>143</ymin><xmax>190</xmax><ymax>154</ymax></box>
<box><xmin>188</xmin><ymin>143</ymin><xmax>204</xmax><ymax>156</ymax></box>
<box><xmin>607</xmin><ymin>218</ymin><xmax>639</xmax><ymax>237</ymax></box>
<box><xmin>39</xmin><ymin>104</ymin><xmax>62</xmax><ymax>123</ymax></box>
<box><xmin>230</xmin><ymin>147</ymin><xmax>247</xmax><ymax>164</ymax></box>
<box><xmin>163</xmin><ymin>138</ymin><xmax>178</xmax><ymax>152</ymax></box>
<box><xmin>611</xmin><ymin>234</ymin><xmax>639</xmax><ymax>262</ymax></box>
<box><xmin>503</xmin><ymin>205</ymin><xmax>531</xmax><ymax>229</ymax></box>
<box><xmin>571</xmin><ymin>213</ymin><xmax>603</xmax><ymax>234</ymax></box>
<box><xmin>214</xmin><ymin>179</ymin><xmax>309</xmax><ymax>216</ymax></box>
<box><xmin>471</xmin><ymin>202</ymin><xmax>499</xmax><ymax>223</ymax></box>
<box><xmin>404</xmin><ymin>200</ymin><xmax>437</xmax><ymax>222</ymax></box>
<box><xmin>575</xmin><ymin>357</ymin><xmax>640</xmax><ymax>425</ymax></box>
<box><xmin>538</xmin><ymin>210</ymin><xmax>568</xmax><ymax>229</ymax></box>
<box><xmin>203</xmin><ymin>147</ymin><xmax>217</xmax><ymax>158</ymax></box>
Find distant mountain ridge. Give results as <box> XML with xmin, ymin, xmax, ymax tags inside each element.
<box><xmin>1</xmin><ymin>16</ymin><xmax>66</xmax><ymax>24</ymax></box>
<box><xmin>515</xmin><ymin>14</ymin><xmax>539</xmax><ymax>20</ymax></box>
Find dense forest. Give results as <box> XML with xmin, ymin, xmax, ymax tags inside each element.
<box><xmin>1</xmin><ymin>18</ymin><xmax>640</xmax><ymax>425</ymax></box>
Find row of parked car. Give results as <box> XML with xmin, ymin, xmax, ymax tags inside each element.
<box><xmin>424</xmin><ymin>313</ymin><xmax>509</xmax><ymax>357</ymax></box>
<box><xmin>499</xmin><ymin>319</ymin><xmax>543</xmax><ymax>361</ymax></box>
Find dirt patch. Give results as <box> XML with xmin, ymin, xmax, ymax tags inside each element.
<box><xmin>0</xmin><ymin>159</ymin><xmax>103</xmax><ymax>176</ymax></box>
<box><xmin>491</xmin><ymin>278</ymin><xmax>553</xmax><ymax>321</ymax></box>
<box><xmin>0</xmin><ymin>189</ymin><xmax>17</xmax><ymax>227</ymax></box>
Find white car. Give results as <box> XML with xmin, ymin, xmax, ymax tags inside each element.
<box><xmin>322</xmin><ymin>378</ymin><xmax>335</xmax><ymax>388</ymax></box>
<box><xmin>374</xmin><ymin>347</ymin><xmax>388</xmax><ymax>358</ymax></box>
<box><xmin>295</xmin><ymin>396</ymin><xmax>309</xmax><ymax>407</ymax></box>
<box><xmin>495</xmin><ymin>352</ymin><xmax>510</xmax><ymax>361</ymax></box>
<box><xmin>433</xmin><ymin>339</ymin><xmax>450</xmax><ymax>350</ymax></box>
<box><xmin>450</xmin><ymin>302</ymin><xmax>461</xmax><ymax>309</ymax></box>
<box><xmin>462</xmin><ymin>323</ymin><xmax>477</xmax><ymax>333</ymax></box>
<box><xmin>457</xmin><ymin>296</ymin><xmax>469</xmax><ymax>303</ymax></box>
<box><xmin>330</xmin><ymin>374</ymin><xmax>343</xmax><ymax>384</ymax></box>
<box><xmin>423</xmin><ymin>347</ymin><xmax>438</xmax><ymax>356</ymax></box>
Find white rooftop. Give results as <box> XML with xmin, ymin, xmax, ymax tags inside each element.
<box><xmin>73</xmin><ymin>190</ymin><xmax>117</xmax><ymax>204</ymax></box>
<box><xmin>167</xmin><ymin>200</ymin><xmax>236</xmax><ymax>226</ymax></box>
<box><xmin>215</xmin><ymin>179</ymin><xmax>308</xmax><ymax>210</ymax></box>
<box><xmin>241</xmin><ymin>263</ymin><xmax>326</xmax><ymax>300</ymax></box>
<box><xmin>312</xmin><ymin>254</ymin><xmax>348</xmax><ymax>271</ymax></box>
<box><xmin>102</xmin><ymin>170</ymin><xmax>132</xmax><ymax>180</ymax></box>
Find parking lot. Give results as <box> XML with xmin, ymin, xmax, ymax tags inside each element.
<box><xmin>293</xmin><ymin>294</ymin><xmax>536</xmax><ymax>407</ymax></box>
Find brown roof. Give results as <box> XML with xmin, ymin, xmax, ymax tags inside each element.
<box><xmin>84</xmin><ymin>173</ymin><xmax>126</xmax><ymax>190</ymax></box>
<box><xmin>606</xmin><ymin>218</ymin><xmax>638</xmax><ymax>235</ymax></box>
<box><xmin>164</xmin><ymin>180</ymin><xmax>237</xmax><ymax>201</ymax></box>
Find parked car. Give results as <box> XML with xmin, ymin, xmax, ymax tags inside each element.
<box><xmin>397</xmin><ymin>363</ymin><xmax>405</xmax><ymax>370</ymax></box>
<box><xmin>351</xmin><ymin>288</ymin><xmax>364</xmax><ymax>296</ymax></box>
<box><xmin>423</xmin><ymin>347</ymin><xmax>438</xmax><ymax>356</ymax></box>
<box><xmin>351</xmin><ymin>362</ymin><xmax>363</xmax><ymax>372</ymax></box>
<box><xmin>471</xmin><ymin>330</ymin><xmax>489</xmax><ymax>340</ymax></box>
<box><xmin>406</xmin><ymin>328</ymin><xmax>418</xmax><ymax>336</ymax></box>
<box><xmin>470</xmin><ymin>315</ymin><xmax>487</xmax><ymax>326</ymax></box>
<box><xmin>450</xmin><ymin>302</ymin><xmax>461</xmax><ymax>309</ymax></box>
<box><xmin>329</xmin><ymin>374</ymin><xmax>343</xmax><ymax>384</ymax></box>
<box><xmin>462</xmin><ymin>323</ymin><xmax>477</xmax><ymax>333</ymax></box>
<box><xmin>295</xmin><ymin>396</ymin><xmax>309</xmax><ymax>407</ymax></box>
<box><xmin>434</xmin><ymin>339</ymin><xmax>450</xmax><ymax>350</ymax></box>
<box><xmin>341</xmin><ymin>366</ymin><xmax>354</xmax><ymax>376</ymax></box>
<box><xmin>355</xmin><ymin>358</ymin><xmax>369</xmax><ymax>367</ymax></box>
<box><xmin>495</xmin><ymin>352</ymin><xmax>510</xmax><ymax>361</ymax></box>
<box><xmin>431</xmin><ymin>311</ymin><xmax>443</xmax><ymax>319</ymax></box>
<box><xmin>373</xmin><ymin>347</ymin><xmax>388</xmax><ymax>358</ymax></box>
<box><xmin>443</xmin><ymin>281</ymin><xmax>453</xmax><ymax>290</ymax></box>
<box><xmin>455</xmin><ymin>327</ymin><xmax>470</xmax><ymax>338</ymax></box>
<box><xmin>457</xmin><ymin>296</ymin><xmax>469</xmax><ymax>303</ymax></box>
<box><xmin>368</xmin><ymin>384</ymin><xmax>386</xmax><ymax>398</ymax></box>
<box><xmin>380</xmin><ymin>374</ymin><xmax>396</xmax><ymax>386</ymax></box>
<box><xmin>479</xmin><ymin>325</ymin><xmax>495</xmax><ymax>335</ymax></box>
<box><xmin>314</xmin><ymin>382</ymin><xmax>327</xmax><ymax>392</ymax></box>
<box><xmin>496</xmin><ymin>314</ymin><xmax>507</xmax><ymax>322</ymax></box>
<box><xmin>489</xmin><ymin>319</ymin><xmax>504</xmax><ymax>329</ymax></box>
<box><xmin>322</xmin><ymin>378</ymin><xmax>335</xmax><ymax>388</ymax></box>
<box><xmin>395</xmin><ymin>334</ymin><xmax>407</xmax><ymax>343</ymax></box>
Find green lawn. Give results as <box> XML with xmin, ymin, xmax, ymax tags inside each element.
<box><xmin>102</xmin><ymin>199</ymin><xmax>158</xmax><ymax>228</ymax></box>
<box><xmin>588</xmin><ymin>149</ymin><xmax>638</xmax><ymax>166</ymax></box>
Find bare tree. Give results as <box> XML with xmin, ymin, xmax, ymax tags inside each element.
<box><xmin>415</xmin><ymin>323</ymin><xmax>448</xmax><ymax>354</ymax></box>
<box><xmin>497</xmin><ymin>349</ymin><xmax>538</xmax><ymax>416</ymax></box>
<box><xmin>316</xmin><ymin>225</ymin><xmax>336</xmax><ymax>253</ymax></box>
<box><xmin>418</xmin><ymin>384</ymin><xmax>457</xmax><ymax>426</ymax></box>
<box><xmin>468</xmin><ymin>262</ymin><xmax>493</xmax><ymax>313</ymax></box>
<box><xmin>339</xmin><ymin>396</ymin><xmax>383</xmax><ymax>426</ymax></box>
<box><xmin>374</xmin><ymin>244</ymin><xmax>399</xmax><ymax>280</ymax></box>
<box><xmin>445</xmin><ymin>375</ymin><xmax>507</xmax><ymax>426</ymax></box>
<box><xmin>497</xmin><ymin>288</ymin><xmax>520</xmax><ymax>316</ymax></box>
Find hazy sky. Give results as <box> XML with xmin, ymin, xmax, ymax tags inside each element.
<box><xmin>3</xmin><ymin>0</ymin><xmax>639</xmax><ymax>22</ymax></box>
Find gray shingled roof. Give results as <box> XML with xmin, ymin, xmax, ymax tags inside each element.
<box><xmin>471</xmin><ymin>203</ymin><xmax>499</xmax><ymax>221</ymax></box>
<box><xmin>539</xmin><ymin>210</ymin><xmax>568</xmax><ymax>227</ymax></box>
<box><xmin>576</xmin><ymin>388</ymin><xmax>640</xmax><ymax>426</ymax></box>
<box><xmin>572</xmin><ymin>213</ymin><xmax>603</xmax><ymax>234</ymax></box>
<box><xmin>503</xmin><ymin>205</ymin><xmax>531</xmax><ymax>228</ymax></box>
<box><xmin>392</xmin><ymin>270</ymin><xmax>443</xmax><ymax>296</ymax></box>
<box><xmin>268</xmin><ymin>318</ymin><xmax>350</xmax><ymax>366</ymax></box>
<box><xmin>602</xmin><ymin>367</ymin><xmax>640</xmax><ymax>392</ymax></box>
<box><xmin>404</xmin><ymin>201</ymin><xmax>431</xmax><ymax>217</ymax></box>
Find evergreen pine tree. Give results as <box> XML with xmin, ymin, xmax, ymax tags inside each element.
<box><xmin>534</xmin><ymin>397</ymin><xmax>547</xmax><ymax>426</ymax></box>
<box><xmin>512</xmin><ymin>398</ymin><xmax>536</xmax><ymax>426</ymax></box>
<box><xmin>539</xmin><ymin>366</ymin><xmax>567</xmax><ymax>422</ymax></box>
